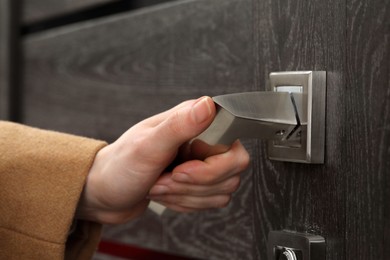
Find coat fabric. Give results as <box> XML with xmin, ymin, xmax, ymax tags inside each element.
<box><xmin>0</xmin><ymin>121</ymin><xmax>107</xmax><ymax>259</ymax></box>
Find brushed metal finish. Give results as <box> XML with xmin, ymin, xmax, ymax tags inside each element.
<box><xmin>195</xmin><ymin>92</ymin><xmax>304</xmax><ymax>146</ymax></box>
<box><xmin>268</xmin><ymin>230</ymin><xmax>326</xmax><ymax>260</ymax></box>
<box><xmin>268</xmin><ymin>71</ymin><xmax>326</xmax><ymax>163</ymax></box>
<box><xmin>195</xmin><ymin>71</ymin><xmax>326</xmax><ymax>163</ymax></box>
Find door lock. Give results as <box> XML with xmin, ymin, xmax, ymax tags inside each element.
<box><xmin>278</xmin><ymin>248</ymin><xmax>298</xmax><ymax>260</ymax></box>
<box><xmin>268</xmin><ymin>230</ymin><xmax>326</xmax><ymax>260</ymax></box>
<box><xmin>194</xmin><ymin>71</ymin><xmax>326</xmax><ymax>163</ymax></box>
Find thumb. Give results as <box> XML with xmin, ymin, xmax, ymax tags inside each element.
<box><xmin>153</xmin><ymin>96</ymin><xmax>216</xmax><ymax>152</ymax></box>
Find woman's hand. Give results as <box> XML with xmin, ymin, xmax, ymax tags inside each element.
<box><xmin>76</xmin><ymin>97</ymin><xmax>250</xmax><ymax>224</ymax></box>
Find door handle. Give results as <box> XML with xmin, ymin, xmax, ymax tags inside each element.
<box><xmin>149</xmin><ymin>71</ymin><xmax>326</xmax><ymax>215</ymax></box>
<box><xmin>196</xmin><ymin>91</ymin><xmax>305</xmax><ymax>145</ymax></box>
<box><xmin>193</xmin><ymin>71</ymin><xmax>326</xmax><ymax>164</ymax></box>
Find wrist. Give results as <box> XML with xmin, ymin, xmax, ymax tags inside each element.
<box><xmin>75</xmin><ymin>146</ymin><xmax>109</xmax><ymax>223</ymax></box>
<box><xmin>75</xmin><ymin>144</ymin><xmax>149</xmax><ymax>224</ymax></box>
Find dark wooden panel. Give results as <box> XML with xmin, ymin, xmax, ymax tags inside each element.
<box><xmin>22</xmin><ymin>0</ymin><xmax>255</xmax><ymax>259</ymax></box>
<box><xmin>22</xmin><ymin>0</ymin><xmax>390</xmax><ymax>258</ymax></box>
<box><xmin>163</xmin><ymin>141</ymin><xmax>255</xmax><ymax>260</ymax></box>
<box><xmin>157</xmin><ymin>1</ymin><xmax>255</xmax><ymax>258</ymax></box>
<box><xmin>0</xmin><ymin>0</ymin><xmax>20</xmax><ymax>121</ymax></box>
<box><xmin>0</xmin><ymin>0</ymin><xmax>11</xmax><ymax>119</ymax></box>
<box><xmin>345</xmin><ymin>0</ymin><xmax>390</xmax><ymax>259</ymax></box>
<box><xmin>22</xmin><ymin>0</ymin><xmax>254</xmax><ymax>140</ymax></box>
<box><xmin>22</xmin><ymin>0</ymin><xmax>117</xmax><ymax>24</ymax></box>
<box><xmin>252</xmin><ymin>0</ymin><xmax>346</xmax><ymax>259</ymax></box>
<box><xmin>99</xmin><ymin>210</ymin><xmax>164</xmax><ymax>252</ymax></box>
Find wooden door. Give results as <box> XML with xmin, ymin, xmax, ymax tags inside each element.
<box><xmin>8</xmin><ymin>0</ymin><xmax>390</xmax><ymax>259</ymax></box>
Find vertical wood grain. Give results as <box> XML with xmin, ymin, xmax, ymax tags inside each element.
<box><xmin>0</xmin><ymin>0</ymin><xmax>12</xmax><ymax>120</ymax></box>
<box><xmin>99</xmin><ymin>210</ymin><xmax>164</xmax><ymax>253</ymax></box>
<box><xmin>163</xmin><ymin>141</ymin><xmax>255</xmax><ymax>260</ymax></box>
<box><xmin>0</xmin><ymin>0</ymin><xmax>20</xmax><ymax>121</ymax></box>
<box><xmin>252</xmin><ymin>0</ymin><xmax>346</xmax><ymax>259</ymax></box>
<box><xmin>345</xmin><ymin>0</ymin><xmax>390</xmax><ymax>258</ymax></box>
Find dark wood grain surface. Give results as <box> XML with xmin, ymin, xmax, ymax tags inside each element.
<box><xmin>22</xmin><ymin>0</ymin><xmax>255</xmax><ymax>259</ymax></box>
<box><xmin>0</xmin><ymin>0</ymin><xmax>20</xmax><ymax>121</ymax></box>
<box><xmin>252</xmin><ymin>0</ymin><xmax>347</xmax><ymax>259</ymax></box>
<box><xmin>21</xmin><ymin>0</ymin><xmax>117</xmax><ymax>24</ymax></box>
<box><xmin>19</xmin><ymin>0</ymin><xmax>390</xmax><ymax>259</ymax></box>
<box><xmin>163</xmin><ymin>141</ymin><xmax>255</xmax><ymax>260</ymax></box>
<box><xmin>99</xmin><ymin>209</ymin><xmax>164</xmax><ymax>252</ymax></box>
<box><xmin>22</xmin><ymin>0</ymin><xmax>254</xmax><ymax>140</ymax></box>
<box><xmin>0</xmin><ymin>0</ymin><xmax>11</xmax><ymax>120</ymax></box>
<box><xmin>345</xmin><ymin>0</ymin><xmax>390</xmax><ymax>259</ymax></box>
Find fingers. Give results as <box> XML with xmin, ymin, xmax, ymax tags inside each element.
<box><xmin>148</xmin><ymin>140</ymin><xmax>250</xmax><ymax>212</ymax></box>
<box><xmin>149</xmin><ymin>174</ymin><xmax>241</xmax><ymax>197</ymax></box>
<box><xmin>148</xmin><ymin>172</ymin><xmax>241</xmax><ymax>211</ymax></box>
<box><xmin>141</xmin><ymin>99</ymin><xmax>196</xmax><ymax>127</ymax></box>
<box><xmin>151</xmin><ymin>96</ymin><xmax>216</xmax><ymax>153</ymax></box>
<box><xmin>112</xmin><ymin>96</ymin><xmax>216</xmax><ymax>175</ymax></box>
<box><xmin>150</xmin><ymin>194</ymin><xmax>232</xmax><ymax>211</ymax></box>
<box><xmin>172</xmin><ymin>140</ymin><xmax>250</xmax><ymax>185</ymax></box>
<box><xmin>185</xmin><ymin>139</ymin><xmax>230</xmax><ymax>161</ymax></box>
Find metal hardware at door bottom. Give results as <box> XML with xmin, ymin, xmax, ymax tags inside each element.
<box><xmin>268</xmin><ymin>230</ymin><xmax>326</xmax><ymax>260</ymax></box>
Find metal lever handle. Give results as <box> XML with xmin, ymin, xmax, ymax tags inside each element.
<box><xmin>191</xmin><ymin>71</ymin><xmax>326</xmax><ymax>164</ymax></box>
<box><xmin>194</xmin><ymin>91</ymin><xmax>305</xmax><ymax>146</ymax></box>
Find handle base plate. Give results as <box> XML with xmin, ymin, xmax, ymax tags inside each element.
<box><xmin>267</xmin><ymin>71</ymin><xmax>326</xmax><ymax>163</ymax></box>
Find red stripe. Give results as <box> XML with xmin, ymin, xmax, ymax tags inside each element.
<box><xmin>98</xmin><ymin>240</ymin><xmax>199</xmax><ymax>260</ymax></box>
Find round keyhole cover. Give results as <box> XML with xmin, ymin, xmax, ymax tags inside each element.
<box><xmin>268</xmin><ymin>230</ymin><xmax>325</xmax><ymax>260</ymax></box>
<box><xmin>279</xmin><ymin>248</ymin><xmax>297</xmax><ymax>260</ymax></box>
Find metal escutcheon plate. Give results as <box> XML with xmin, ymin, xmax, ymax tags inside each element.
<box><xmin>267</xmin><ymin>71</ymin><xmax>326</xmax><ymax>163</ymax></box>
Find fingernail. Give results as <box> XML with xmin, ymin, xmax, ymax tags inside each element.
<box><xmin>172</xmin><ymin>173</ymin><xmax>193</xmax><ymax>183</ymax></box>
<box><xmin>192</xmin><ymin>97</ymin><xmax>212</xmax><ymax>124</ymax></box>
<box><xmin>149</xmin><ymin>185</ymin><xmax>169</xmax><ymax>195</ymax></box>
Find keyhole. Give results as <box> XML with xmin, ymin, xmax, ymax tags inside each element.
<box><xmin>278</xmin><ymin>248</ymin><xmax>297</xmax><ymax>260</ymax></box>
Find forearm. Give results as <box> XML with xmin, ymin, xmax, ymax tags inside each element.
<box><xmin>0</xmin><ymin>121</ymin><xmax>106</xmax><ymax>259</ymax></box>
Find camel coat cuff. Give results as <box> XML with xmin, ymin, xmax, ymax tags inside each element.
<box><xmin>0</xmin><ymin>121</ymin><xmax>107</xmax><ymax>259</ymax></box>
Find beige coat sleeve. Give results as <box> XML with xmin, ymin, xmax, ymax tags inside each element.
<box><xmin>0</xmin><ymin>121</ymin><xmax>107</xmax><ymax>259</ymax></box>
